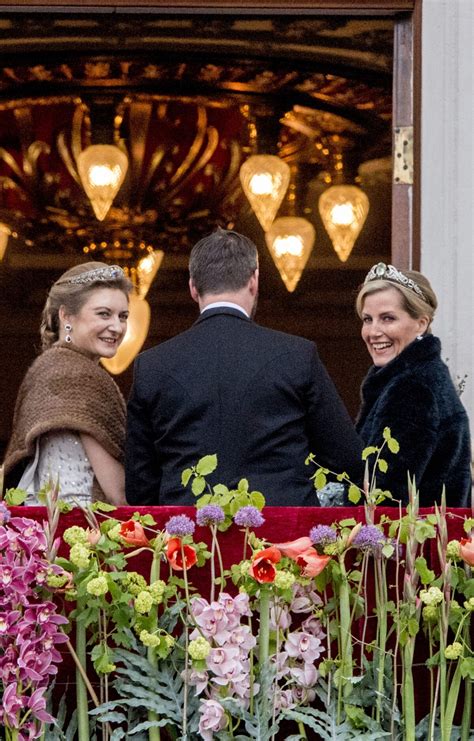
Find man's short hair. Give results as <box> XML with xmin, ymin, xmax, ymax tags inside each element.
<box><xmin>189</xmin><ymin>227</ymin><xmax>258</xmax><ymax>296</ymax></box>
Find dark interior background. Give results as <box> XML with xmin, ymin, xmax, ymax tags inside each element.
<box><xmin>0</xmin><ymin>12</ymin><xmax>393</xmax><ymax>458</ymax></box>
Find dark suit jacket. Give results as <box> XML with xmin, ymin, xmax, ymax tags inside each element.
<box><xmin>125</xmin><ymin>307</ymin><xmax>363</xmax><ymax>506</ymax></box>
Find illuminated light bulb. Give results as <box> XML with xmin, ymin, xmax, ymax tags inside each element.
<box><xmin>265</xmin><ymin>216</ymin><xmax>315</xmax><ymax>293</ymax></box>
<box><xmin>239</xmin><ymin>155</ymin><xmax>290</xmax><ymax>231</ymax></box>
<box><xmin>77</xmin><ymin>144</ymin><xmax>128</xmax><ymax>222</ymax></box>
<box><xmin>318</xmin><ymin>184</ymin><xmax>369</xmax><ymax>263</ymax></box>
<box><xmin>330</xmin><ymin>202</ymin><xmax>355</xmax><ymax>226</ymax></box>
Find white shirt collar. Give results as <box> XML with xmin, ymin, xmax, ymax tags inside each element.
<box><xmin>201</xmin><ymin>301</ymin><xmax>249</xmax><ymax>318</ymax></box>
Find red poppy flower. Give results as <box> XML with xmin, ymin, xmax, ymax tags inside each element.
<box><xmin>119</xmin><ymin>520</ymin><xmax>150</xmax><ymax>547</ymax></box>
<box><xmin>166</xmin><ymin>537</ymin><xmax>197</xmax><ymax>571</ymax></box>
<box><xmin>249</xmin><ymin>545</ymin><xmax>281</xmax><ymax>584</ymax></box>
<box><xmin>459</xmin><ymin>536</ymin><xmax>474</xmax><ymax>566</ymax></box>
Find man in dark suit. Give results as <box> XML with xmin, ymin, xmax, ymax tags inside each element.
<box><xmin>125</xmin><ymin>228</ymin><xmax>363</xmax><ymax>505</ymax></box>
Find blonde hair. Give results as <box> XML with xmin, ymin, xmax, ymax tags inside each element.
<box><xmin>40</xmin><ymin>262</ymin><xmax>132</xmax><ymax>351</ymax></box>
<box><xmin>356</xmin><ymin>269</ymin><xmax>437</xmax><ymax>331</ymax></box>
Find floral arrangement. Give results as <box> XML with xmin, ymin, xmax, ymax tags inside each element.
<box><xmin>0</xmin><ymin>435</ymin><xmax>473</xmax><ymax>741</ymax></box>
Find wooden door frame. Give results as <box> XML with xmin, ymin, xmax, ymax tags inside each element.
<box><xmin>0</xmin><ymin>0</ymin><xmax>421</xmax><ymax>269</ymax></box>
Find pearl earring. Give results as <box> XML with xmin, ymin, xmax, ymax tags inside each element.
<box><xmin>64</xmin><ymin>323</ymin><xmax>72</xmax><ymax>343</ymax></box>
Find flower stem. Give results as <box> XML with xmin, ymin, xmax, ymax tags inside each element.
<box><xmin>147</xmin><ymin>542</ymin><xmax>162</xmax><ymax>741</ymax></box>
<box><xmin>75</xmin><ymin>601</ymin><xmax>91</xmax><ymax>741</ymax></box>
<box><xmin>258</xmin><ymin>586</ymin><xmax>271</xmax><ymax>667</ymax></box>
<box><xmin>337</xmin><ymin>555</ymin><xmax>353</xmax><ymax>722</ymax></box>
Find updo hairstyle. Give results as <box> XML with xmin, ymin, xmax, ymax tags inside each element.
<box><xmin>40</xmin><ymin>262</ymin><xmax>132</xmax><ymax>351</ymax></box>
<box><xmin>355</xmin><ymin>269</ymin><xmax>438</xmax><ymax>333</ymax></box>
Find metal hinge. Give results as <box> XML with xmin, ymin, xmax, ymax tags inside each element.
<box><xmin>393</xmin><ymin>126</ymin><xmax>413</xmax><ymax>185</ymax></box>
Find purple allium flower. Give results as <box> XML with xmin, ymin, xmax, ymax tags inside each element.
<box><xmin>309</xmin><ymin>525</ymin><xmax>337</xmax><ymax>547</ymax></box>
<box><xmin>196</xmin><ymin>505</ymin><xmax>225</xmax><ymax>527</ymax></box>
<box><xmin>352</xmin><ymin>525</ymin><xmax>386</xmax><ymax>551</ymax></box>
<box><xmin>233</xmin><ymin>506</ymin><xmax>265</xmax><ymax>529</ymax></box>
<box><xmin>0</xmin><ymin>501</ymin><xmax>11</xmax><ymax>524</ymax></box>
<box><xmin>165</xmin><ymin>514</ymin><xmax>195</xmax><ymax>537</ymax></box>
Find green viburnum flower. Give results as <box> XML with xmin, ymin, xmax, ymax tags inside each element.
<box><xmin>422</xmin><ymin>604</ymin><xmax>439</xmax><ymax>623</ymax></box>
<box><xmin>240</xmin><ymin>561</ymin><xmax>251</xmax><ymax>576</ymax></box>
<box><xmin>86</xmin><ymin>575</ymin><xmax>109</xmax><ymax>597</ymax></box>
<box><xmin>449</xmin><ymin>599</ymin><xmax>462</xmax><ymax>615</ymax></box>
<box><xmin>125</xmin><ymin>572</ymin><xmax>148</xmax><ymax>596</ymax></box>
<box><xmin>420</xmin><ymin>586</ymin><xmax>444</xmax><ymax>606</ymax></box>
<box><xmin>107</xmin><ymin>523</ymin><xmax>122</xmax><ymax>541</ymax></box>
<box><xmin>47</xmin><ymin>573</ymin><xmax>69</xmax><ymax>588</ymax></box>
<box><xmin>164</xmin><ymin>635</ymin><xmax>175</xmax><ymax>649</ymax></box>
<box><xmin>69</xmin><ymin>543</ymin><xmax>91</xmax><ymax>569</ymax></box>
<box><xmin>63</xmin><ymin>526</ymin><xmax>89</xmax><ymax>546</ymax></box>
<box><xmin>97</xmin><ymin>662</ymin><xmax>116</xmax><ymax>674</ymax></box>
<box><xmin>149</xmin><ymin>579</ymin><xmax>167</xmax><ymax>603</ymax></box>
<box><xmin>323</xmin><ymin>543</ymin><xmax>339</xmax><ymax>556</ymax></box>
<box><xmin>464</xmin><ymin>597</ymin><xmax>474</xmax><ymax>612</ymax></box>
<box><xmin>444</xmin><ymin>642</ymin><xmax>463</xmax><ymax>660</ymax></box>
<box><xmin>65</xmin><ymin>589</ymin><xmax>78</xmax><ymax>601</ymax></box>
<box><xmin>139</xmin><ymin>630</ymin><xmax>161</xmax><ymax>648</ymax></box>
<box><xmin>188</xmin><ymin>637</ymin><xmax>212</xmax><ymax>660</ymax></box>
<box><xmin>446</xmin><ymin>540</ymin><xmax>461</xmax><ymax>560</ymax></box>
<box><xmin>135</xmin><ymin>590</ymin><xmax>154</xmax><ymax>614</ymax></box>
<box><xmin>274</xmin><ymin>570</ymin><xmax>296</xmax><ymax>590</ymax></box>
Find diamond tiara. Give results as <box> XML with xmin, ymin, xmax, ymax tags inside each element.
<box><xmin>58</xmin><ymin>265</ymin><xmax>125</xmax><ymax>286</ymax></box>
<box><xmin>364</xmin><ymin>262</ymin><xmax>427</xmax><ymax>301</ymax></box>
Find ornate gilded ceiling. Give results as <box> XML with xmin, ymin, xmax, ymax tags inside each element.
<box><xmin>0</xmin><ymin>12</ymin><xmax>393</xmax><ymax>267</ymax></box>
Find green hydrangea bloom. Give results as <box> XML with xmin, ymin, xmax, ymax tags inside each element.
<box><xmin>135</xmin><ymin>590</ymin><xmax>154</xmax><ymax>614</ymax></box>
<box><xmin>422</xmin><ymin>604</ymin><xmax>438</xmax><ymax>623</ymax></box>
<box><xmin>86</xmin><ymin>575</ymin><xmax>109</xmax><ymax>597</ymax></box>
<box><xmin>149</xmin><ymin>579</ymin><xmax>167</xmax><ymax>603</ymax></box>
<box><xmin>188</xmin><ymin>637</ymin><xmax>211</xmax><ymax>660</ymax></box>
<box><xmin>444</xmin><ymin>642</ymin><xmax>463</xmax><ymax>660</ymax></box>
<box><xmin>140</xmin><ymin>630</ymin><xmax>161</xmax><ymax>648</ymax></box>
<box><xmin>464</xmin><ymin>597</ymin><xmax>474</xmax><ymax>612</ymax></box>
<box><xmin>63</xmin><ymin>526</ymin><xmax>89</xmax><ymax>546</ymax></box>
<box><xmin>47</xmin><ymin>573</ymin><xmax>69</xmax><ymax>588</ymax></box>
<box><xmin>274</xmin><ymin>570</ymin><xmax>296</xmax><ymax>590</ymax></box>
<box><xmin>69</xmin><ymin>543</ymin><xmax>91</xmax><ymax>569</ymax></box>
<box><xmin>125</xmin><ymin>572</ymin><xmax>147</xmax><ymax>596</ymax></box>
<box><xmin>420</xmin><ymin>586</ymin><xmax>444</xmax><ymax>606</ymax></box>
<box><xmin>446</xmin><ymin>540</ymin><xmax>461</xmax><ymax>560</ymax></box>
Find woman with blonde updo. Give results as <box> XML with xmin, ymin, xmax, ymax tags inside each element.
<box><xmin>355</xmin><ymin>263</ymin><xmax>471</xmax><ymax>507</ymax></box>
<box><xmin>3</xmin><ymin>262</ymin><xmax>132</xmax><ymax>506</ymax></box>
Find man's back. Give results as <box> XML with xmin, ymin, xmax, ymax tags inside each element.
<box><xmin>126</xmin><ymin>307</ymin><xmax>363</xmax><ymax>505</ymax></box>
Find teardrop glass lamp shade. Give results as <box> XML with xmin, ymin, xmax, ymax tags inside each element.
<box><xmin>265</xmin><ymin>216</ymin><xmax>315</xmax><ymax>293</ymax></box>
<box><xmin>77</xmin><ymin>144</ymin><xmax>129</xmax><ymax>222</ymax></box>
<box><xmin>101</xmin><ymin>293</ymin><xmax>150</xmax><ymax>375</ymax></box>
<box><xmin>136</xmin><ymin>250</ymin><xmax>164</xmax><ymax>299</ymax></box>
<box><xmin>318</xmin><ymin>184</ymin><xmax>369</xmax><ymax>263</ymax></box>
<box><xmin>239</xmin><ymin>155</ymin><xmax>291</xmax><ymax>231</ymax></box>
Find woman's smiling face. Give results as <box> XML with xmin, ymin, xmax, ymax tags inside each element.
<box><xmin>60</xmin><ymin>287</ymin><xmax>129</xmax><ymax>361</ymax></box>
<box><xmin>361</xmin><ymin>287</ymin><xmax>429</xmax><ymax>367</ymax></box>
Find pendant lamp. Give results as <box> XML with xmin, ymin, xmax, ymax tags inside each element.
<box><xmin>318</xmin><ymin>184</ymin><xmax>369</xmax><ymax>263</ymax></box>
<box><xmin>239</xmin><ymin>154</ymin><xmax>290</xmax><ymax>231</ymax></box>
<box><xmin>265</xmin><ymin>216</ymin><xmax>315</xmax><ymax>293</ymax></box>
<box><xmin>77</xmin><ymin>144</ymin><xmax>128</xmax><ymax>221</ymax></box>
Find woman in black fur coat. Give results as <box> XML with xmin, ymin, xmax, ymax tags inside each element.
<box><xmin>355</xmin><ymin>263</ymin><xmax>471</xmax><ymax>508</ymax></box>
